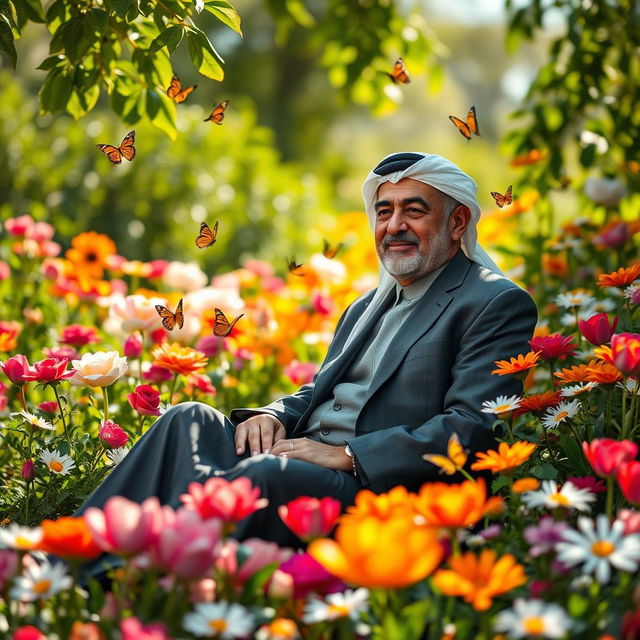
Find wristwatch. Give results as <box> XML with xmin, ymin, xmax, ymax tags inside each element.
<box><xmin>344</xmin><ymin>445</ymin><xmax>357</xmax><ymax>477</ymax></box>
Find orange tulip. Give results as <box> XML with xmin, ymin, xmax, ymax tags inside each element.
<box><xmin>38</xmin><ymin>516</ymin><xmax>102</xmax><ymax>560</ymax></box>
<box><xmin>342</xmin><ymin>485</ymin><xmax>417</xmax><ymax>520</ymax></box>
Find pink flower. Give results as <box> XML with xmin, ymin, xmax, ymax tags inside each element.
<box><xmin>0</xmin><ymin>549</ymin><xmax>19</xmax><ymax>590</ymax></box>
<box><xmin>566</xmin><ymin>476</ymin><xmax>607</xmax><ymax>494</ymax></box>
<box><xmin>216</xmin><ymin>538</ymin><xmax>292</xmax><ymax>587</ymax></box>
<box><xmin>185</xmin><ymin>372</ymin><xmax>217</xmax><ymax>396</ymax></box>
<box><xmin>610</xmin><ymin>332</ymin><xmax>640</xmax><ymax>377</ymax></box>
<box><xmin>578</xmin><ymin>312</ymin><xmax>619</xmax><ymax>346</ymax></box>
<box><xmin>59</xmin><ymin>324</ymin><xmax>100</xmax><ymax>347</ymax></box>
<box><xmin>143</xmin><ymin>364</ymin><xmax>174</xmax><ymax>384</ymax></box>
<box><xmin>0</xmin><ymin>261</ymin><xmax>10</xmax><ymax>281</ymax></box>
<box><xmin>22</xmin><ymin>358</ymin><xmax>75</xmax><ymax>383</ymax></box>
<box><xmin>1</xmin><ymin>354</ymin><xmax>31</xmax><ymax>384</ymax></box>
<box><xmin>84</xmin><ymin>496</ymin><xmax>163</xmax><ymax>556</ymax></box>
<box><xmin>284</xmin><ymin>361</ymin><xmax>318</xmax><ymax>387</ymax></box>
<box><xmin>147</xmin><ymin>259</ymin><xmax>169</xmax><ymax>279</ymax></box>
<box><xmin>195</xmin><ymin>334</ymin><xmax>226</xmax><ymax>358</ymax></box>
<box><xmin>25</xmin><ymin>221</ymin><xmax>55</xmax><ymax>243</ymax></box>
<box><xmin>99</xmin><ymin>420</ymin><xmax>129</xmax><ymax>448</ymax></box>
<box><xmin>528</xmin><ymin>333</ymin><xmax>577</xmax><ymax>362</ymax></box>
<box><xmin>278</xmin><ymin>496</ymin><xmax>341</xmax><ymax>542</ymax></box>
<box><xmin>43</xmin><ymin>345</ymin><xmax>80</xmax><ymax>362</ymax></box>
<box><xmin>617</xmin><ymin>460</ymin><xmax>640</xmax><ymax>506</ymax></box>
<box><xmin>312</xmin><ymin>292</ymin><xmax>334</xmax><ymax>316</ymax></box>
<box><xmin>189</xmin><ymin>578</ymin><xmax>216</xmax><ymax>603</ymax></box>
<box><xmin>592</xmin><ymin>221</ymin><xmax>630</xmax><ymax>249</ymax></box>
<box><xmin>5</xmin><ymin>215</ymin><xmax>34</xmax><ymax>236</ymax></box>
<box><xmin>180</xmin><ymin>477</ymin><xmax>268</xmax><ymax>523</ymax></box>
<box><xmin>148</xmin><ymin>507</ymin><xmax>221</xmax><ymax>579</ymax></box>
<box><xmin>124</xmin><ymin>333</ymin><xmax>143</xmax><ymax>359</ymax></box>
<box><xmin>127</xmin><ymin>384</ymin><xmax>161</xmax><ymax>417</ymax></box>
<box><xmin>278</xmin><ymin>552</ymin><xmax>346</xmax><ymax>599</ymax></box>
<box><xmin>38</xmin><ymin>401</ymin><xmax>59</xmax><ymax>414</ymax></box>
<box><xmin>583</xmin><ymin>438</ymin><xmax>638</xmax><ymax>478</ymax></box>
<box><xmin>617</xmin><ymin>509</ymin><xmax>640</xmax><ymax>535</ymax></box>
<box><xmin>244</xmin><ymin>259</ymin><xmax>275</xmax><ymax>277</ymax></box>
<box><xmin>120</xmin><ymin>617</ymin><xmax>171</xmax><ymax>640</ymax></box>
<box><xmin>21</xmin><ymin>460</ymin><xmax>35</xmax><ymax>482</ymax></box>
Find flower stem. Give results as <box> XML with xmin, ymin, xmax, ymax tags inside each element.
<box><xmin>168</xmin><ymin>372</ymin><xmax>179</xmax><ymax>404</ymax></box>
<box><xmin>606</xmin><ymin>476</ymin><xmax>614</xmax><ymax>520</ymax></box>
<box><xmin>52</xmin><ymin>384</ymin><xmax>68</xmax><ymax>438</ymax></box>
<box><xmin>620</xmin><ymin>378</ymin><xmax>628</xmax><ymax>439</ymax></box>
<box><xmin>102</xmin><ymin>386</ymin><xmax>110</xmax><ymax>423</ymax></box>
<box><xmin>139</xmin><ymin>329</ymin><xmax>145</xmax><ymax>381</ymax></box>
<box><xmin>19</xmin><ymin>384</ymin><xmax>27</xmax><ymax>411</ymax></box>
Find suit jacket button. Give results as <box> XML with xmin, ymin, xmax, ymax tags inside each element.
<box><xmin>321</xmin><ymin>427</ymin><xmax>331</xmax><ymax>435</ymax></box>
<box><xmin>333</xmin><ymin>403</ymin><xmax>342</xmax><ymax>411</ymax></box>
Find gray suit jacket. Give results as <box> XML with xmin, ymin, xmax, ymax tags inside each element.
<box><xmin>232</xmin><ymin>250</ymin><xmax>538</xmax><ymax>492</ymax></box>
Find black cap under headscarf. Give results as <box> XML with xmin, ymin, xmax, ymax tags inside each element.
<box><xmin>372</xmin><ymin>152</ymin><xmax>424</xmax><ymax>176</ymax></box>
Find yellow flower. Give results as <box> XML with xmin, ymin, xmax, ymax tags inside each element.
<box><xmin>471</xmin><ymin>442</ymin><xmax>537</xmax><ymax>476</ymax></box>
<box><xmin>152</xmin><ymin>343</ymin><xmax>208</xmax><ymax>376</ymax></box>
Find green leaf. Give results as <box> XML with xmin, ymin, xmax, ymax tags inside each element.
<box><xmin>39</xmin><ymin>66</ymin><xmax>73</xmax><ymax>112</ymax></box>
<box><xmin>66</xmin><ymin>84</ymin><xmax>100</xmax><ymax>118</ymax></box>
<box><xmin>531</xmin><ymin>461</ymin><xmax>558</xmax><ymax>480</ymax></box>
<box><xmin>204</xmin><ymin>0</ymin><xmax>242</xmax><ymax>35</ymax></box>
<box><xmin>145</xmin><ymin>88</ymin><xmax>176</xmax><ymax>140</ymax></box>
<box><xmin>284</xmin><ymin>0</ymin><xmax>314</xmax><ymax>27</ymax></box>
<box><xmin>85</xmin><ymin>8</ymin><xmax>107</xmax><ymax>36</ymax></box>
<box><xmin>36</xmin><ymin>53</ymin><xmax>65</xmax><ymax>70</ymax></box>
<box><xmin>0</xmin><ymin>16</ymin><xmax>16</xmax><ymax>67</ymax></box>
<box><xmin>559</xmin><ymin>434</ymin><xmax>589</xmax><ymax>475</ymax></box>
<box><xmin>187</xmin><ymin>26</ymin><xmax>224</xmax><ymax>80</ymax></box>
<box><xmin>149</xmin><ymin>24</ymin><xmax>183</xmax><ymax>54</ymax></box>
<box><xmin>111</xmin><ymin>0</ymin><xmax>137</xmax><ymax>19</ymax></box>
<box><xmin>0</xmin><ymin>0</ymin><xmax>18</xmax><ymax>31</ymax></box>
<box><xmin>14</xmin><ymin>0</ymin><xmax>44</xmax><ymax>22</ymax></box>
<box><xmin>110</xmin><ymin>86</ymin><xmax>143</xmax><ymax>124</ymax></box>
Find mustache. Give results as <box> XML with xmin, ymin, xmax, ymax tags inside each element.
<box><xmin>382</xmin><ymin>232</ymin><xmax>419</xmax><ymax>249</ymax></box>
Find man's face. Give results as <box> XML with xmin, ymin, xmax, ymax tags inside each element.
<box><xmin>374</xmin><ymin>178</ymin><xmax>464</xmax><ymax>286</ymax></box>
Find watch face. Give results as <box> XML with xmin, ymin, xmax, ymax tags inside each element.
<box><xmin>345</xmin><ymin>445</ymin><xmax>353</xmax><ymax>457</ymax></box>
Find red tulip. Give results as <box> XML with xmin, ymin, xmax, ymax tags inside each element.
<box><xmin>583</xmin><ymin>438</ymin><xmax>638</xmax><ymax>478</ymax></box>
<box><xmin>127</xmin><ymin>384</ymin><xmax>161</xmax><ymax>417</ymax></box>
<box><xmin>278</xmin><ymin>496</ymin><xmax>341</xmax><ymax>542</ymax></box>
<box><xmin>22</xmin><ymin>358</ymin><xmax>75</xmax><ymax>383</ymax></box>
<box><xmin>528</xmin><ymin>333</ymin><xmax>577</xmax><ymax>361</ymax></box>
<box><xmin>617</xmin><ymin>461</ymin><xmax>640</xmax><ymax>506</ymax></box>
<box><xmin>21</xmin><ymin>460</ymin><xmax>35</xmax><ymax>482</ymax></box>
<box><xmin>578</xmin><ymin>312</ymin><xmax>619</xmax><ymax>346</ymax></box>
<box><xmin>1</xmin><ymin>354</ymin><xmax>31</xmax><ymax>385</ymax></box>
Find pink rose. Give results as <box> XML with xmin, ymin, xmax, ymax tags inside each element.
<box><xmin>128</xmin><ymin>384</ymin><xmax>161</xmax><ymax>416</ymax></box>
<box><xmin>43</xmin><ymin>345</ymin><xmax>80</xmax><ymax>362</ymax></box>
<box><xmin>124</xmin><ymin>333</ymin><xmax>143</xmax><ymax>359</ymax></box>
<box><xmin>143</xmin><ymin>364</ymin><xmax>174</xmax><ymax>384</ymax></box>
<box><xmin>38</xmin><ymin>401</ymin><xmax>59</xmax><ymax>414</ymax></box>
<box><xmin>5</xmin><ymin>215</ymin><xmax>34</xmax><ymax>236</ymax></box>
<box><xmin>99</xmin><ymin>420</ymin><xmax>130</xmax><ymax>448</ymax></box>
<box><xmin>22</xmin><ymin>357</ymin><xmax>75</xmax><ymax>383</ymax></box>
<box><xmin>59</xmin><ymin>324</ymin><xmax>100</xmax><ymax>347</ymax></box>
<box><xmin>1</xmin><ymin>354</ymin><xmax>31</xmax><ymax>385</ymax></box>
<box><xmin>25</xmin><ymin>221</ymin><xmax>55</xmax><ymax>243</ymax></box>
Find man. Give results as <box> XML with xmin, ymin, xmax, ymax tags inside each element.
<box><xmin>78</xmin><ymin>152</ymin><xmax>537</xmax><ymax>549</ymax></box>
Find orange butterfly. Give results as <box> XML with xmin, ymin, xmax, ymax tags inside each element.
<box><xmin>448</xmin><ymin>106</ymin><xmax>480</xmax><ymax>141</ymax></box>
<box><xmin>322</xmin><ymin>239</ymin><xmax>343</xmax><ymax>259</ymax></box>
<box><xmin>212</xmin><ymin>308</ymin><xmax>243</xmax><ymax>337</ymax></box>
<box><xmin>422</xmin><ymin>433</ymin><xmax>468</xmax><ymax>476</ymax></box>
<box><xmin>155</xmin><ymin>298</ymin><xmax>184</xmax><ymax>331</ymax></box>
<box><xmin>166</xmin><ymin>75</ymin><xmax>197</xmax><ymax>103</ymax></box>
<box><xmin>387</xmin><ymin>58</ymin><xmax>410</xmax><ymax>85</ymax></box>
<box><xmin>203</xmin><ymin>100</ymin><xmax>229</xmax><ymax>124</ymax></box>
<box><xmin>287</xmin><ymin>258</ymin><xmax>305</xmax><ymax>276</ymax></box>
<box><xmin>96</xmin><ymin>131</ymin><xmax>136</xmax><ymax>164</ymax></box>
<box><xmin>490</xmin><ymin>185</ymin><xmax>513</xmax><ymax>208</ymax></box>
<box><xmin>195</xmin><ymin>221</ymin><xmax>218</xmax><ymax>249</ymax></box>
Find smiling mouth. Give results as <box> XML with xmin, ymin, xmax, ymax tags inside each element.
<box><xmin>385</xmin><ymin>242</ymin><xmax>417</xmax><ymax>251</ymax></box>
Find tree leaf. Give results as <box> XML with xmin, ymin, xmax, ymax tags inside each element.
<box><xmin>14</xmin><ymin>0</ymin><xmax>44</xmax><ymax>23</ymax></box>
<box><xmin>187</xmin><ymin>26</ymin><xmax>224</xmax><ymax>80</ymax></box>
<box><xmin>204</xmin><ymin>0</ymin><xmax>241</xmax><ymax>35</ymax></box>
<box><xmin>110</xmin><ymin>0</ymin><xmax>137</xmax><ymax>19</ymax></box>
<box><xmin>36</xmin><ymin>53</ymin><xmax>65</xmax><ymax>70</ymax></box>
<box><xmin>0</xmin><ymin>0</ymin><xmax>18</xmax><ymax>31</ymax></box>
<box><xmin>0</xmin><ymin>16</ymin><xmax>16</xmax><ymax>67</ymax></box>
<box><xmin>66</xmin><ymin>84</ymin><xmax>100</xmax><ymax>119</ymax></box>
<box><xmin>39</xmin><ymin>67</ymin><xmax>73</xmax><ymax>113</ymax></box>
<box><xmin>145</xmin><ymin>88</ymin><xmax>176</xmax><ymax>140</ymax></box>
<box><xmin>149</xmin><ymin>24</ymin><xmax>183</xmax><ymax>54</ymax></box>
<box><xmin>85</xmin><ymin>8</ymin><xmax>107</xmax><ymax>36</ymax></box>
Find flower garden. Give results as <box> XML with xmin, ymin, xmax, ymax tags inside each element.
<box><xmin>0</xmin><ymin>192</ymin><xmax>639</xmax><ymax>640</ymax></box>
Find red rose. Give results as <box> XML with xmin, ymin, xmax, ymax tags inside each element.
<box><xmin>99</xmin><ymin>420</ymin><xmax>130</xmax><ymax>448</ymax></box>
<box><xmin>127</xmin><ymin>384</ymin><xmax>161</xmax><ymax>416</ymax></box>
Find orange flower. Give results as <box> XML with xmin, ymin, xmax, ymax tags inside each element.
<box><xmin>554</xmin><ymin>363</ymin><xmax>591</xmax><ymax>384</ymax></box>
<box><xmin>414</xmin><ymin>478</ymin><xmax>503</xmax><ymax>529</ymax></box>
<box><xmin>586</xmin><ymin>356</ymin><xmax>624</xmax><ymax>384</ymax></box>
<box><xmin>513</xmin><ymin>391</ymin><xmax>562</xmax><ymax>417</ymax></box>
<box><xmin>542</xmin><ymin>254</ymin><xmax>568</xmax><ymax>277</ymax></box>
<box><xmin>151</xmin><ymin>342</ymin><xmax>208</xmax><ymax>376</ymax></box>
<box><xmin>65</xmin><ymin>232</ymin><xmax>117</xmax><ymax>280</ymax></box>
<box><xmin>433</xmin><ymin>549</ymin><xmax>526</xmax><ymax>611</ymax></box>
<box><xmin>38</xmin><ymin>516</ymin><xmax>102</xmax><ymax>560</ymax></box>
<box><xmin>471</xmin><ymin>441</ymin><xmax>537</xmax><ymax>476</ymax></box>
<box><xmin>492</xmin><ymin>351</ymin><xmax>540</xmax><ymax>378</ymax></box>
<box><xmin>597</xmin><ymin>264</ymin><xmax>640</xmax><ymax>288</ymax></box>
<box><xmin>510</xmin><ymin>149</ymin><xmax>548</xmax><ymax>167</ymax></box>
<box><xmin>343</xmin><ymin>485</ymin><xmax>417</xmax><ymax>520</ymax></box>
<box><xmin>69</xmin><ymin>621</ymin><xmax>104</xmax><ymax>640</ymax></box>
<box><xmin>511</xmin><ymin>477</ymin><xmax>541</xmax><ymax>493</ymax></box>
<box><xmin>0</xmin><ymin>331</ymin><xmax>18</xmax><ymax>352</ymax></box>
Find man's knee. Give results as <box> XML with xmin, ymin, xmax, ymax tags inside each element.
<box><xmin>155</xmin><ymin>401</ymin><xmax>227</xmax><ymax>436</ymax></box>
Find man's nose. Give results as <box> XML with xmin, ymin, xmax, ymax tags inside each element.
<box><xmin>386</xmin><ymin>210</ymin><xmax>408</xmax><ymax>234</ymax></box>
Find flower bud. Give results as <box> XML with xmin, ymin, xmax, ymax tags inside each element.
<box><xmin>21</xmin><ymin>459</ymin><xmax>35</xmax><ymax>483</ymax></box>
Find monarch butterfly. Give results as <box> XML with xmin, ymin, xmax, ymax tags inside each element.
<box><xmin>490</xmin><ymin>185</ymin><xmax>513</xmax><ymax>208</ymax></box>
<box><xmin>448</xmin><ymin>106</ymin><xmax>480</xmax><ymax>141</ymax></box>
<box><xmin>155</xmin><ymin>298</ymin><xmax>184</xmax><ymax>331</ymax></box>
<box><xmin>322</xmin><ymin>239</ymin><xmax>343</xmax><ymax>259</ymax></box>
<box><xmin>96</xmin><ymin>131</ymin><xmax>136</xmax><ymax>164</ymax></box>
<box><xmin>387</xmin><ymin>58</ymin><xmax>410</xmax><ymax>85</ymax></box>
<box><xmin>195</xmin><ymin>221</ymin><xmax>218</xmax><ymax>249</ymax></box>
<box><xmin>166</xmin><ymin>75</ymin><xmax>197</xmax><ymax>103</ymax></box>
<box><xmin>212</xmin><ymin>308</ymin><xmax>243</xmax><ymax>337</ymax></box>
<box><xmin>287</xmin><ymin>258</ymin><xmax>305</xmax><ymax>276</ymax></box>
<box><xmin>422</xmin><ymin>433</ymin><xmax>468</xmax><ymax>476</ymax></box>
<box><xmin>204</xmin><ymin>100</ymin><xmax>229</xmax><ymax>124</ymax></box>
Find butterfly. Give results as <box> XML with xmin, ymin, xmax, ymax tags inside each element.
<box><xmin>203</xmin><ymin>100</ymin><xmax>229</xmax><ymax>124</ymax></box>
<box><xmin>212</xmin><ymin>308</ymin><xmax>243</xmax><ymax>337</ymax></box>
<box><xmin>155</xmin><ymin>298</ymin><xmax>184</xmax><ymax>331</ymax></box>
<box><xmin>322</xmin><ymin>239</ymin><xmax>343</xmax><ymax>259</ymax></box>
<box><xmin>166</xmin><ymin>75</ymin><xmax>197</xmax><ymax>103</ymax></box>
<box><xmin>448</xmin><ymin>106</ymin><xmax>480</xmax><ymax>141</ymax></box>
<box><xmin>195</xmin><ymin>221</ymin><xmax>218</xmax><ymax>249</ymax></box>
<box><xmin>387</xmin><ymin>58</ymin><xmax>410</xmax><ymax>85</ymax></box>
<box><xmin>490</xmin><ymin>185</ymin><xmax>513</xmax><ymax>208</ymax></box>
<box><xmin>96</xmin><ymin>131</ymin><xmax>136</xmax><ymax>164</ymax></box>
<box><xmin>422</xmin><ymin>433</ymin><xmax>468</xmax><ymax>476</ymax></box>
<box><xmin>287</xmin><ymin>258</ymin><xmax>305</xmax><ymax>276</ymax></box>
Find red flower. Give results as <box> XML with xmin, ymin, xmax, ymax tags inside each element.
<box><xmin>38</xmin><ymin>401</ymin><xmax>58</xmax><ymax>414</ymax></box>
<box><xmin>143</xmin><ymin>363</ymin><xmax>174</xmax><ymax>384</ymax></box>
<box><xmin>59</xmin><ymin>324</ymin><xmax>100</xmax><ymax>347</ymax></box>
<box><xmin>1</xmin><ymin>354</ymin><xmax>31</xmax><ymax>385</ymax></box>
<box><xmin>13</xmin><ymin>626</ymin><xmax>46</xmax><ymax>640</ymax></box>
<box><xmin>21</xmin><ymin>460</ymin><xmax>35</xmax><ymax>482</ymax></box>
<box><xmin>578</xmin><ymin>312</ymin><xmax>619</xmax><ymax>346</ymax></box>
<box><xmin>123</xmin><ymin>333</ymin><xmax>143</xmax><ymax>359</ymax></box>
<box><xmin>513</xmin><ymin>391</ymin><xmax>562</xmax><ymax>417</ymax></box>
<box><xmin>43</xmin><ymin>345</ymin><xmax>79</xmax><ymax>362</ymax></box>
<box><xmin>284</xmin><ymin>361</ymin><xmax>318</xmax><ymax>386</ymax></box>
<box><xmin>566</xmin><ymin>476</ymin><xmax>607</xmax><ymax>494</ymax></box>
<box><xmin>22</xmin><ymin>357</ymin><xmax>75</xmax><ymax>383</ymax></box>
<box><xmin>583</xmin><ymin>439</ymin><xmax>638</xmax><ymax>479</ymax></box>
<box><xmin>278</xmin><ymin>496</ymin><xmax>341</xmax><ymax>542</ymax></box>
<box><xmin>528</xmin><ymin>333</ymin><xmax>577</xmax><ymax>362</ymax></box>
<box><xmin>99</xmin><ymin>420</ymin><xmax>130</xmax><ymax>448</ymax></box>
<box><xmin>127</xmin><ymin>385</ymin><xmax>161</xmax><ymax>417</ymax></box>
<box><xmin>617</xmin><ymin>461</ymin><xmax>640</xmax><ymax>506</ymax></box>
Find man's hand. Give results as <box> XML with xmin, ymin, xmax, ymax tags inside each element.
<box><xmin>235</xmin><ymin>414</ymin><xmax>286</xmax><ymax>456</ymax></box>
<box><xmin>270</xmin><ymin>437</ymin><xmax>353</xmax><ymax>471</ymax></box>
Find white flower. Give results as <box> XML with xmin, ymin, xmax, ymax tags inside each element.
<box><xmin>560</xmin><ymin>382</ymin><xmax>599</xmax><ymax>397</ymax></box>
<box><xmin>109</xmin><ymin>294</ymin><xmax>167</xmax><ymax>333</ymax></box>
<box><xmin>163</xmin><ymin>261</ymin><xmax>208</xmax><ymax>292</ymax></box>
<box><xmin>302</xmin><ymin>588</ymin><xmax>369</xmax><ymax>624</ymax></box>
<box><xmin>494</xmin><ymin>598</ymin><xmax>573</xmax><ymax>638</ymax></box>
<box><xmin>307</xmin><ymin>253</ymin><xmax>347</xmax><ymax>284</ymax></box>
<box><xmin>183</xmin><ymin>601</ymin><xmax>255</xmax><ymax>638</ymax></box>
<box><xmin>39</xmin><ymin>448</ymin><xmax>76</xmax><ymax>475</ymax></box>
<box><xmin>70</xmin><ymin>351</ymin><xmax>128</xmax><ymax>388</ymax></box>
<box><xmin>10</xmin><ymin>559</ymin><xmax>72</xmax><ymax>601</ymax></box>
<box><xmin>556</xmin><ymin>514</ymin><xmax>640</xmax><ymax>584</ymax></box>
<box><xmin>555</xmin><ymin>292</ymin><xmax>595</xmax><ymax>309</ymax></box>
<box><xmin>521</xmin><ymin>480</ymin><xmax>595</xmax><ymax>512</ymax></box>
<box><xmin>585</xmin><ymin>298</ymin><xmax>617</xmax><ymax>313</ymax></box>
<box><xmin>106</xmin><ymin>446</ymin><xmax>130</xmax><ymax>466</ymax></box>
<box><xmin>0</xmin><ymin>524</ymin><xmax>43</xmax><ymax>550</ymax></box>
<box><xmin>560</xmin><ymin>311</ymin><xmax>593</xmax><ymax>327</ymax></box>
<box><xmin>624</xmin><ymin>284</ymin><xmax>639</xmax><ymax>300</ymax></box>
<box><xmin>481</xmin><ymin>395</ymin><xmax>522</xmax><ymax>415</ymax></box>
<box><xmin>541</xmin><ymin>399</ymin><xmax>581</xmax><ymax>429</ymax></box>
<box><xmin>584</xmin><ymin>177</ymin><xmax>627</xmax><ymax>207</ymax></box>
<box><xmin>17</xmin><ymin>410</ymin><xmax>55</xmax><ymax>431</ymax></box>
<box><xmin>185</xmin><ymin>286</ymin><xmax>244</xmax><ymax>318</ymax></box>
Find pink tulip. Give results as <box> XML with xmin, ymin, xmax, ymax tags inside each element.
<box><xmin>1</xmin><ymin>354</ymin><xmax>31</xmax><ymax>385</ymax></box>
<box><xmin>120</xmin><ymin>618</ymin><xmax>171</xmax><ymax>640</ymax></box>
<box><xmin>278</xmin><ymin>552</ymin><xmax>346</xmax><ymax>599</ymax></box>
<box><xmin>0</xmin><ymin>549</ymin><xmax>19</xmax><ymax>590</ymax></box>
<box><xmin>124</xmin><ymin>333</ymin><xmax>143</xmax><ymax>359</ymax></box>
<box><xmin>583</xmin><ymin>438</ymin><xmax>638</xmax><ymax>478</ymax></box>
<box><xmin>84</xmin><ymin>496</ymin><xmax>162</xmax><ymax>556</ymax></box>
<box><xmin>284</xmin><ymin>361</ymin><xmax>318</xmax><ymax>386</ymax></box>
<box><xmin>578</xmin><ymin>312</ymin><xmax>619</xmax><ymax>346</ymax></box>
<box><xmin>278</xmin><ymin>496</ymin><xmax>341</xmax><ymax>542</ymax></box>
<box><xmin>617</xmin><ymin>509</ymin><xmax>640</xmax><ymax>535</ymax></box>
<box><xmin>99</xmin><ymin>420</ymin><xmax>130</xmax><ymax>448</ymax></box>
<box><xmin>617</xmin><ymin>460</ymin><xmax>640</xmax><ymax>506</ymax></box>
<box><xmin>216</xmin><ymin>538</ymin><xmax>292</xmax><ymax>586</ymax></box>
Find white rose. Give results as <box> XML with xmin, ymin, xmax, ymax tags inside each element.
<box><xmin>584</xmin><ymin>177</ymin><xmax>627</xmax><ymax>207</ymax></box>
<box><xmin>163</xmin><ymin>261</ymin><xmax>208</xmax><ymax>292</ymax></box>
<box><xmin>70</xmin><ymin>351</ymin><xmax>128</xmax><ymax>387</ymax></box>
<box><xmin>109</xmin><ymin>294</ymin><xmax>167</xmax><ymax>333</ymax></box>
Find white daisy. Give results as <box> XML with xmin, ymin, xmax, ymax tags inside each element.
<box><xmin>493</xmin><ymin>598</ymin><xmax>573</xmax><ymax>638</ymax></box>
<box><xmin>481</xmin><ymin>395</ymin><xmax>522</xmax><ymax>415</ymax></box>
<box><xmin>183</xmin><ymin>601</ymin><xmax>255</xmax><ymax>638</ymax></box>
<box><xmin>585</xmin><ymin>297</ymin><xmax>617</xmax><ymax>313</ymax></box>
<box><xmin>39</xmin><ymin>448</ymin><xmax>76</xmax><ymax>475</ymax></box>
<box><xmin>0</xmin><ymin>524</ymin><xmax>43</xmax><ymax>550</ymax></box>
<box><xmin>541</xmin><ymin>399</ymin><xmax>581</xmax><ymax>429</ymax></box>
<box><xmin>555</xmin><ymin>292</ymin><xmax>595</xmax><ymax>309</ymax></box>
<box><xmin>303</xmin><ymin>588</ymin><xmax>369</xmax><ymax>624</ymax></box>
<box><xmin>559</xmin><ymin>310</ymin><xmax>593</xmax><ymax>327</ymax></box>
<box><xmin>106</xmin><ymin>446</ymin><xmax>130</xmax><ymax>466</ymax></box>
<box><xmin>10</xmin><ymin>559</ymin><xmax>72</xmax><ymax>601</ymax></box>
<box><xmin>17</xmin><ymin>410</ymin><xmax>55</xmax><ymax>432</ymax></box>
<box><xmin>556</xmin><ymin>514</ymin><xmax>640</xmax><ymax>584</ymax></box>
<box><xmin>560</xmin><ymin>382</ymin><xmax>599</xmax><ymax>397</ymax></box>
<box><xmin>521</xmin><ymin>480</ymin><xmax>595</xmax><ymax>512</ymax></box>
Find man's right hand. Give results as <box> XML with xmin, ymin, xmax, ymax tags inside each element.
<box><xmin>234</xmin><ymin>414</ymin><xmax>286</xmax><ymax>456</ymax></box>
